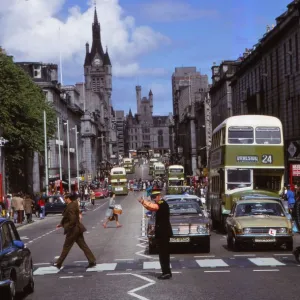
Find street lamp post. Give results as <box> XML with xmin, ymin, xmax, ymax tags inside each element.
<box><xmin>72</xmin><ymin>125</ymin><xmax>80</xmax><ymax>191</ymax></box>
<box><xmin>64</xmin><ymin>120</ymin><xmax>71</xmax><ymax>193</ymax></box>
<box><xmin>43</xmin><ymin>111</ymin><xmax>49</xmax><ymax>195</ymax></box>
<box><xmin>0</xmin><ymin>137</ymin><xmax>8</xmax><ymax>201</ymax></box>
<box><xmin>57</xmin><ymin>117</ymin><xmax>63</xmax><ymax>194</ymax></box>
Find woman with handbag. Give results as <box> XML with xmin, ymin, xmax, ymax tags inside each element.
<box><xmin>103</xmin><ymin>192</ymin><xmax>122</xmax><ymax>228</ymax></box>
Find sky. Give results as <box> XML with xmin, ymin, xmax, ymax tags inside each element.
<box><xmin>0</xmin><ymin>0</ymin><xmax>292</xmax><ymax>116</ymax></box>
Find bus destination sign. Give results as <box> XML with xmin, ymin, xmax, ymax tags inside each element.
<box><xmin>236</xmin><ymin>155</ymin><xmax>259</xmax><ymax>163</ymax></box>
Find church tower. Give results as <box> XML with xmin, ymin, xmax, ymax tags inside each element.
<box><xmin>81</xmin><ymin>6</ymin><xmax>112</xmax><ymax>178</ymax></box>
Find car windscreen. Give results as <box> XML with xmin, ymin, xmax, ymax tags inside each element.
<box><xmin>235</xmin><ymin>202</ymin><xmax>285</xmax><ymax>217</ymax></box>
<box><xmin>169</xmin><ymin>202</ymin><xmax>201</xmax><ymax>215</ymax></box>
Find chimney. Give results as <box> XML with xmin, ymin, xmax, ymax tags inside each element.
<box><xmin>85</xmin><ymin>42</ymin><xmax>89</xmax><ymax>54</ymax></box>
<box><xmin>136</xmin><ymin>85</ymin><xmax>141</xmax><ymax>114</ymax></box>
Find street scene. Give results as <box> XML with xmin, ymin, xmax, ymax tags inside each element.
<box><xmin>1</xmin><ymin>0</ymin><xmax>300</xmax><ymax>299</ymax></box>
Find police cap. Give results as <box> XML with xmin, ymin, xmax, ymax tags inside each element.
<box><xmin>151</xmin><ymin>190</ymin><xmax>161</xmax><ymax>196</ymax></box>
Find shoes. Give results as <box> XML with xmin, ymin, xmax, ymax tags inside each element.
<box><xmin>52</xmin><ymin>262</ymin><xmax>62</xmax><ymax>269</ymax></box>
<box><xmin>103</xmin><ymin>223</ymin><xmax>107</xmax><ymax>228</ymax></box>
<box><xmin>157</xmin><ymin>273</ymin><xmax>172</xmax><ymax>280</ymax></box>
<box><xmin>86</xmin><ymin>262</ymin><xmax>96</xmax><ymax>268</ymax></box>
<box><xmin>293</xmin><ymin>249</ymin><xmax>300</xmax><ymax>263</ymax></box>
<box><xmin>117</xmin><ymin>224</ymin><xmax>122</xmax><ymax>228</ymax></box>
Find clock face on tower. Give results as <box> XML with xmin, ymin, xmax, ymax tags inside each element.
<box><xmin>94</xmin><ymin>58</ymin><xmax>101</xmax><ymax>66</ymax></box>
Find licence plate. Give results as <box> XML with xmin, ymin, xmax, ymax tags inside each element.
<box><xmin>255</xmin><ymin>238</ymin><xmax>276</xmax><ymax>243</ymax></box>
<box><xmin>170</xmin><ymin>237</ymin><xmax>190</xmax><ymax>243</ymax></box>
<box><xmin>115</xmin><ymin>187</ymin><xmax>123</xmax><ymax>191</ymax></box>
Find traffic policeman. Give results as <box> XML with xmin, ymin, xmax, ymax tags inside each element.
<box><xmin>138</xmin><ymin>190</ymin><xmax>173</xmax><ymax>279</ymax></box>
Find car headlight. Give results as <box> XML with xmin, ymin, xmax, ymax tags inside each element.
<box><xmin>197</xmin><ymin>224</ymin><xmax>209</xmax><ymax>234</ymax></box>
<box><xmin>243</xmin><ymin>228</ymin><xmax>251</xmax><ymax>234</ymax></box>
<box><xmin>278</xmin><ymin>227</ymin><xmax>287</xmax><ymax>234</ymax></box>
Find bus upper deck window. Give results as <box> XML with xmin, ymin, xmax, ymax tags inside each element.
<box><xmin>255</xmin><ymin>127</ymin><xmax>281</xmax><ymax>144</ymax></box>
<box><xmin>228</xmin><ymin>126</ymin><xmax>253</xmax><ymax>144</ymax></box>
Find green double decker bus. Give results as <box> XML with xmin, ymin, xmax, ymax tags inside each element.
<box><xmin>123</xmin><ymin>158</ymin><xmax>135</xmax><ymax>174</ymax></box>
<box><xmin>110</xmin><ymin>167</ymin><xmax>128</xmax><ymax>195</ymax></box>
<box><xmin>167</xmin><ymin>164</ymin><xmax>187</xmax><ymax>194</ymax></box>
<box><xmin>149</xmin><ymin>158</ymin><xmax>159</xmax><ymax>175</ymax></box>
<box><xmin>153</xmin><ymin>162</ymin><xmax>166</xmax><ymax>178</ymax></box>
<box><xmin>208</xmin><ymin>115</ymin><xmax>285</xmax><ymax>231</ymax></box>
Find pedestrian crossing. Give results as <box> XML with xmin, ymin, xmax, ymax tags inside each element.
<box><xmin>33</xmin><ymin>255</ymin><xmax>299</xmax><ymax>276</ymax></box>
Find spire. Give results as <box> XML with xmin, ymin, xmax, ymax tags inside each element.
<box><xmin>104</xmin><ymin>46</ymin><xmax>111</xmax><ymax>65</ymax></box>
<box><xmin>90</xmin><ymin>6</ymin><xmax>104</xmax><ymax>59</ymax></box>
<box><xmin>94</xmin><ymin>7</ymin><xmax>98</xmax><ymax>24</ymax></box>
<box><xmin>149</xmin><ymin>89</ymin><xmax>153</xmax><ymax>96</ymax></box>
<box><xmin>129</xmin><ymin>108</ymin><xmax>133</xmax><ymax>117</ymax></box>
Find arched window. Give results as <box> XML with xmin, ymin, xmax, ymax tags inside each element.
<box><xmin>158</xmin><ymin>130</ymin><xmax>163</xmax><ymax>148</ymax></box>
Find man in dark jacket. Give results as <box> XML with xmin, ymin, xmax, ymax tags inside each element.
<box><xmin>54</xmin><ymin>193</ymin><xmax>96</xmax><ymax>269</ymax></box>
<box><xmin>138</xmin><ymin>191</ymin><xmax>173</xmax><ymax>279</ymax></box>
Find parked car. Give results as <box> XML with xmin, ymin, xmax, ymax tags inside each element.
<box><xmin>45</xmin><ymin>196</ymin><xmax>66</xmax><ymax>215</ymax></box>
<box><xmin>0</xmin><ymin>218</ymin><xmax>34</xmax><ymax>299</ymax></box>
<box><xmin>147</xmin><ymin>201</ymin><xmax>210</xmax><ymax>254</ymax></box>
<box><xmin>94</xmin><ymin>188</ymin><xmax>109</xmax><ymax>199</ymax></box>
<box><xmin>226</xmin><ymin>199</ymin><xmax>293</xmax><ymax>251</ymax></box>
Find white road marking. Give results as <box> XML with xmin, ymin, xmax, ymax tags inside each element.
<box><xmin>115</xmin><ymin>259</ymin><xmax>135</xmax><ymax>261</ymax></box>
<box><xmin>33</xmin><ymin>266</ymin><xmax>63</xmax><ymax>275</ymax></box>
<box><xmin>196</xmin><ymin>259</ymin><xmax>229</xmax><ymax>268</ymax></box>
<box><xmin>54</xmin><ymin>256</ymin><xmax>60</xmax><ymax>259</ymax></box>
<box><xmin>274</xmin><ymin>253</ymin><xmax>293</xmax><ymax>256</ymax></box>
<box><xmin>74</xmin><ymin>261</ymin><xmax>88</xmax><ymax>263</ymax></box>
<box><xmin>93</xmin><ymin>201</ymin><xmax>108</xmax><ymax>212</ymax></box>
<box><xmin>143</xmin><ymin>261</ymin><xmax>171</xmax><ymax>270</ymax></box>
<box><xmin>234</xmin><ymin>254</ymin><xmax>256</xmax><ymax>257</ymax></box>
<box><xmin>33</xmin><ymin>263</ymin><xmax>50</xmax><ymax>266</ymax></box>
<box><xmin>194</xmin><ymin>255</ymin><xmax>215</xmax><ymax>258</ymax></box>
<box><xmin>108</xmin><ymin>273</ymin><xmax>155</xmax><ymax>300</ymax></box>
<box><xmin>86</xmin><ymin>263</ymin><xmax>117</xmax><ymax>272</ymax></box>
<box><xmin>135</xmin><ymin>249</ymin><xmax>153</xmax><ymax>259</ymax></box>
<box><xmin>136</xmin><ymin>243</ymin><xmax>146</xmax><ymax>248</ymax></box>
<box><xmin>248</xmin><ymin>257</ymin><xmax>285</xmax><ymax>266</ymax></box>
<box><xmin>20</xmin><ymin>236</ymin><xmax>29</xmax><ymax>240</ymax></box>
<box><xmin>60</xmin><ymin>276</ymin><xmax>83</xmax><ymax>279</ymax></box>
<box><xmin>204</xmin><ymin>270</ymin><xmax>230</xmax><ymax>273</ymax></box>
<box><xmin>253</xmin><ymin>269</ymin><xmax>280</xmax><ymax>272</ymax></box>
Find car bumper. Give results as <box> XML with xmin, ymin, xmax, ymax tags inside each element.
<box><xmin>148</xmin><ymin>235</ymin><xmax>210</xmax><ymax>246</ymax></box>
<box><xmin>235</xmin><ymin>235</ymin><xmax>293</xmax><ymax>245</ymax></box>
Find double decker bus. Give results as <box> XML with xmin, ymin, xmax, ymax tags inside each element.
<box><xmin>167</xmin><ymin>165</ymin><xmax>187</xmax><ymax>194</ymax></box>
<box><xmin>110</xmin><ymin>167</ymin><xmax>128</xmax><ymax>195</ymax></box>
<box><xmin>153</xmin><ymin>162</ymin><xmax>166</xmax><ymax>178</ymax></box>
<box><xmin>149</xmin><ymin>158</ymin><xmax>158</xmax><ymax>175</ymax></box>
<box><xmin>208</xmin><ymin>115</ymin><xmax>285</xmax><ymax>231</ymax></box>
<box><xmin>123</xmin><ymin>158</ymin><xmax>135</xmax><ymax>174</ymax></box>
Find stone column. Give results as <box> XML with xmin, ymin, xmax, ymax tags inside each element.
<box><xmin>32</xmin><ymin>152</ymin><xmax>40</xmax><ymax>193</ymax></box>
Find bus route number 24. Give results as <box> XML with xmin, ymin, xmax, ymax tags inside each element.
<box><xmin>262</xmin><ymin>154</ymin><xmax>273</xmax><ymax>164</ymax></box>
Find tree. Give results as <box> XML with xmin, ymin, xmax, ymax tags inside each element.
<box><xmin>0</xmin><ymin>49</ymin><xmax>57</xmax><ymax>192</ymax></box>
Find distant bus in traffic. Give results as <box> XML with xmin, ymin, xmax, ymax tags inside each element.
<box><xmin>123</xmin><ymin>157</ymin><xmax>135</xmax><ymax>174</ymax></box>
<box><xmin>167</xmin><ymin>165</ymin><xmax>187</xmax><ymax>194</ymax></box>
<box><xmin>110</xmin><ymin>167</ymin><xmax>128</xmax><ymax>195</ymax></box>
<box><xmin>149</xmin><ymin>158</ymin><xmax>159</xmax><ymax>175</ymax></box>
<box><xmin>153</xmin><ymin>162</ymin><xmax>165</xmax><ymax>178</ymax></box>
<box><xmin>208</xmin><ymin>115</ymin><xmax>285</xmax><ymax>231</ymax></box>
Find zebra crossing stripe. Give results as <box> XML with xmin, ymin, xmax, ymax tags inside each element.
<box><xmin>86</xmin><ymin>263</ymin><xmax>117</xmax><ymax>272</ymax></box>
<box><xmin>33</xmin><ymin>266</ymin><xmax>63</xmax><ymax>276</ymax></box>
<box><xmin>196</xmin><ymin>259</ymin><xmax>229</xmax><ymax>268</ymax></box>
<box><xmin>248</xmin><ymin>257</ymin><xmax>285</xmax><ymax>266</ymax></box>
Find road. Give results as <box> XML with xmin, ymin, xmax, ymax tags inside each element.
<box><xmin>18</xmin><ymin>164</ymin><xmax>300</xmax><ymax>300</ymax></box>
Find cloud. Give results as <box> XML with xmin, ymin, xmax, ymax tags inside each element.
<box><xmin>0</xmin><ymin>0</ymin><xmax>170</xmax><ymax>79</ymax></box>
<box><xmin>139</xmin><ymin>0</ymin><xmax>218</xmax><ymax>23</ymax></box>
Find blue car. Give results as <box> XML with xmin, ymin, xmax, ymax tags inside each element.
<box><xmin>0</xmin><ymin>218</ymin><xmax>34</xmax><ymax>299</ymax></box>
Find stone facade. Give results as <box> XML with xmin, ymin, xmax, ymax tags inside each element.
<box><xmin>115</xmin><ymin>110</ymin><xmax>126</xmax><ymax>157</ymax></box>
<box><xmin>125</xmin><ymin>86</ymin><xmax>171</xmax><ymax>155</ymax></box>
<box><xmin>171</xmin><ymin>67</ymin><xmax>209</xmax><ymax>175</ymax></box>
<box><xmin>210</xmin><ymin>60</ymin><xmax>240</xmax><ymax>130</ymax></box>
<box><xmin>82</xmin><ymin>8</ymin><xmax>114</xmax><ymax>177</ymax></box>
<box><xmin>16</xmin><ymin>62</ymin><xmax>84</xmax><ymax>191</ymax></box>
<box><xmin>227</xmin><ymin>1</ymin><xmax>300</xmax><ymax>183</ymax></box>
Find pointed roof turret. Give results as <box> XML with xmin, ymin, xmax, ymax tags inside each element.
<box><xmin>104</xmin><ymin>46</ymin><xmax>112</xmax><ymax>65</ymax></box>
<box><xmin>90</xmin><ymin>7</ymin><xmax>104</xmax><ymax>59</ymax></box>
<box><xmin>129</xmin><ymin>108</ymin><xmax>133</xmax><ymax>117</ymax></box>
<box><xmin>149</xmin><ymin>89</ymin><xmax>153</xmax><ymax>96</ymax></box>
<box><xmin>94</xmin><ymin>7</ymin><xmax>99</xmax><ymax>24</ymax></box>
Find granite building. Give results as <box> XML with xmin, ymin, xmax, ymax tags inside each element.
<box><xmin>125</xmin><ymin>86</ymin><xmax>171</xmax><ymax>155</ymax></box>
<box><xmin>171</xmin><ymin>67</ymin><xmax>209</xmax><ymax>175</ymax></box>
<box><xmin>228</xmin><ymin>0</ymin><xmax>300</xmax><ymax>183</ymax></box>
<box><xmin>115</xmin><ymin>110</ymin><xmax>126</xmax><ymax>157</ymax></box>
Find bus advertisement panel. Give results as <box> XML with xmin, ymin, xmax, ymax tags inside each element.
<box><xmin>208</xmin><ymin>115</ymin><xmax>285</xmax><ymax>231</ymax></box>
<box><xmin>110</xmin><ymin>167</ymin><xmax>128</xmax><ymax>195</ymax></box>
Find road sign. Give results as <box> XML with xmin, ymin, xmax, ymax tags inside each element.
<box><xmin>288</xmin><ymin>142</ymin><xmax>297</xmax><ymax>157</ymax></box>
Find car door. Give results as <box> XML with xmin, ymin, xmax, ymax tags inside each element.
<box><xmin>45</xmin><ymin>197</ymin><xmax>53</xmax><ymax>214</ymax></box>
<box><xmin>0</xmin><ymin>223</ymin><xmax>21</xmax><ymax>289</ymax></box>
<box><xmin>52</xmin><ymin>197</ymin><xmax>66</xmax><ymax>214</ymax></box>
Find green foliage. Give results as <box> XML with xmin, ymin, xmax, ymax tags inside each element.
<box><xmin>0</xmin><ymin>52</ymin><xmax>56</xmax><ymax>152</ymax></box>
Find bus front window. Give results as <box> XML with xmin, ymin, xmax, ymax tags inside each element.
<box><xmin>228</xmin><ymin>126</ymin><xmax>254</xmax><ymax>144</ymax></box>
<box><xmin>227</xmin><ymin>169</ymin><xmax>251</xmax><ymax>190</ymax></box>
<box><xmin>255</xmin><ymin>127</ymin><xmax>281</xmax><ymax>144</ymax></box>
<box><xmin>169</xmin><ymin>180</ymin><xmax>183</xmax><ymax>186</ymax></box>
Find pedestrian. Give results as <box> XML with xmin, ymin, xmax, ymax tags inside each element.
<box><xmin>286</xmin><ymin>185</ymin><xmax>296</xmax><ymax>214</ymax></box>
<box><xmin>12</xmin><ymin>193</ymin><xmax>24</xmax><ymax>224</ymax></box>
<box><xmin>24</xmin><ymin>195</ymin><xmax>34</xmax><ymax>223</ymax></box>
<box><xmin>103</xmin><ymin>192</ymin><xmax>122</xmax><ymax>228</ymax></box>
<box><xmin>138</xmin><ymin>191</ymin><xmax>173</xmax><ymax>280</ymax></box>
<box><xmin>54</xmin><ymin>193</ymin><xmax>96</xmax><ymax>269</ymax></box>
<box><xmin>90</xmin><ymin>190</ymin><xmax>95</xmax><ymax>205</ymax></box>
<box><xmin>5</xmin><ymin>194</ymin><xmax>12</xmax><ymax>219</ymax></box>
<box><xmin>38</xmin><ymin>196</ymin><xmax>46</xmax><ymax>219</ymax></box>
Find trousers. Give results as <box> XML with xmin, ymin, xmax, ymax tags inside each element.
<box><xmin>56</xmin><ymin>230</ymin><xmax>96</xmax><ymax>266</ymax></box>
<box><xmin>157</xmin><ymin>238</ymin><xmax>171</xmax><ymax>275</ymax></box>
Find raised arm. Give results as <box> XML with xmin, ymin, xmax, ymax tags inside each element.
<box><xmin>140</xmin><ymin>199</ymin><xmax>159</xmax><ymax>211</ymax></box>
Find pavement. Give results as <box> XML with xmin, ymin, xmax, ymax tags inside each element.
<box><xmin>17</xmin><ymin>164</ymin><xmax>300</xmax><ymax>300</ymax></box>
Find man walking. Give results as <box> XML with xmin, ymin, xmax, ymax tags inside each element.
<box><xmin>54</xmin><ymin>193</ymin><xmax>96</xmax><ymax>269</ymax></box>
<box><xmin>138</xmin><ymin>191</ymin><xmax>173</xmax><ymax>279</ymax></box>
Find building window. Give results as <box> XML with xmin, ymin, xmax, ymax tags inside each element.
<box><xmin>283</xmin><ymin>43</ymin><xmax>287</xmax><ymax>74</ymax></box>
<box><xmin>158</xmin><ymin>129</ymin><xmax>163</xmax><ymax>148</ymax></box>
<box><xmin>92</xmin><ymin>77</ymin><xmax>101</xmax><ymax>92</ymax></box>
<box><xmin>289</xmin><ymin>38</ymin><xmax>293</xmax><ymax>74</ymax></box>
<box><xmin>296</xmin><ymin>34</ymin><xmax>299</xmax><ymax>72</ymax></box>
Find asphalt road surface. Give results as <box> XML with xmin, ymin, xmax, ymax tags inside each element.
<box><xmin>17</xmin><ymin>165</ymin><xmax>300</xmax><ymax>300</ymax></box>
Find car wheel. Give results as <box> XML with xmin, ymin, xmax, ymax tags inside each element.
<box><xmin>202</xmin><ymin>241</ymin><xmax>210</xmax><ymax>253</ymax></box>
<box><xmin>227</xmin><ymin>232</ymin><xmax>233</xmax><ymax>250</ymax></box>
<box><xmin>286</xmin><ymin>241</ymin><xmax>293</xmax><ymax>251</ymax></box>
<box><xmin>24</xmin><ymin>263</ymin><xmax>34</xmax><ymax>294</ymax></box>
<box><xmin>232</xmin><ymin>235</ymin><xmax>241</xmax><ymax>252</ymax></box>
<box><xmin>4</xmin><ymin>276</ymin><xmax>16</xmax><ymax>300</ymax></box>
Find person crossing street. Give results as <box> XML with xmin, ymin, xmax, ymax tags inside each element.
<box><xmin>138</xmin><ymin>190</ymin><xmax>173</xmax><ymax>280</ymax></box>
<box><xmin>54</xmin><ymin>193</ymin><xmax>96</xmax><ymax>269</ymax></box>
